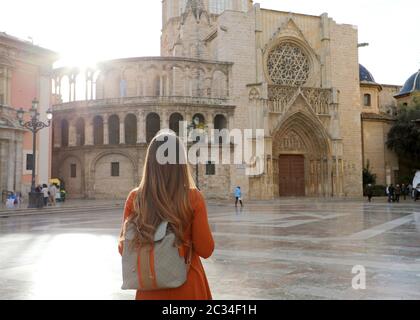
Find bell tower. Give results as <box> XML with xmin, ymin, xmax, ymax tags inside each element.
<box><xmin>161</xmin><ymin>0</ymin><xmax>254</xmax><ymax>57</ymax></box>
<box><xmin>161</xmin><ymin>0</ymin><xmax>212</xmax><ymax>59</ymax></box>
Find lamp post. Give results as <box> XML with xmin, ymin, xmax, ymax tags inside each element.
<box><xmin>187</xmin><ymin>116</ymin><xmax>204</xmax><ymax>189</ymax></box>
<box><xmin>17</xmin><ymin>99</ymin><xmax>53</xmax><ymax>208</ymax></box>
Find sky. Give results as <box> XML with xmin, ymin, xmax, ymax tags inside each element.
<box><xmin>1</xmin><ymin>0</ymin><xmax>418</xmax><ymax>86</ymax></box>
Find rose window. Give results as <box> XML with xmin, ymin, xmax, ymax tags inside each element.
<box><xmin>267</xmin><ymin>42</ymin><xmax>310</xmax><ymax>87</ymax></box>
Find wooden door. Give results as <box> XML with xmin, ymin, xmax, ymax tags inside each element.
<box><xmin>279</xmin><ymin>155</ymin><xmax>305</xmax><ymax>197</ymax></box>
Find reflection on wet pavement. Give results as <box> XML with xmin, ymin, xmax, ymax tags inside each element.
<box><xmin>1</xmin><ymin>198</ymin><xmax>420</xmax><ymax>300</ymax></box>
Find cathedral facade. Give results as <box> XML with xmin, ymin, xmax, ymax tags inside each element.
<box><xmin>52</xmin><ymin>0</ymin><xmax>378</xmax><ymax>200</ymax></box>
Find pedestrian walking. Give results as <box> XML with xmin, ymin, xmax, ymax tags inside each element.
<box><xmin>401</xmin><ymin>184</ymin><xmax>407</xmax><ymax>201</ymax></box>
<box><xmin>49</xmin><ymin>184</ymin><xmax>57</xmax><ymax>206</ymax></box>
<box><xmin>6</xmin><ymin>193</ymin><xmax>16</xmax><ymax>208</ymax></box>
<box><xmin>16</xmin><ymin>192</ymin><xmax>22</xmax><ymax>206</ymax></box>
<box><xmin>395</xmin><ymin>184</ymin><xmax>401</xmax><ymax>203</ymax></box>
<box><xmin>388</xmin><ymin>184</ymin><xmax>395</xmax><ymax>203</ymax></box>
<box><xmin>234</xmin><ymin>186</ymin><xmax>243</xmax><ymax>208</ymax></box>
<box><xmin>41</xmin><ymin>184</ymin><xmax>49</xmax><ymax>206</ymax></box>
<box><xmin>407</xmin><ymin>184</ymin><xmax>413</xmax><ymax>199</ymax></box>
<box><xmin>118</xmin><ymin>132</ymin><xmax>214</xmax><ymax>300</ymax></box>
<box><xmin>365</xmin><ymin>184</ymin><xmax>374</xmax><ymax>202</ymax></box>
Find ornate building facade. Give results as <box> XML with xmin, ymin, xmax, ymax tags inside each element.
<box><xmin>0</xmin><ymin>32</ymin><xmax>57</xmax><ymax>197</ymax></box>
<box><xmin>51</xmin><ymin>0</ymin><xmax>402</xmax><ymax>200</ymax></box>
<box><xmin>359</xmin><ymin>65</ymin><xmax>401</xmax><ymax>186</ymax></box>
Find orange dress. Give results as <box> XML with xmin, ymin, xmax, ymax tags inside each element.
<box><xmin>118</xmin><ymin>188</ymin><xmax>215</xmax><ymax>300</ymax></box>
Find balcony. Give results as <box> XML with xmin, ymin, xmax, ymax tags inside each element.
<box><xmin>53</xmin><ymin>96</ymin><xmax>232</xmax><ymax>112</ymax></box>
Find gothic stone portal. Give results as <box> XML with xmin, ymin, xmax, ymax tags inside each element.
<box><xmin>273</xmin><ymin>111</ymin><xmax>332</xmax><ymax>198</ymax></box>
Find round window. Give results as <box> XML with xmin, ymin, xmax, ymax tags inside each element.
<box><xmin>267</xmin><ymin>42</ymin><xmax>310</xmax><ymax>87</ymax></box>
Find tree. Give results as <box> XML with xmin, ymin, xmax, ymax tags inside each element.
<box><xmin>363</xmin><ymin>160</ymin><xmax>377</xmax><ymax>186</ymax></box>
<box><xmin>387</xmin><ymin>98</ymin><xmax>420</xmax><ymax>170</ymax></box>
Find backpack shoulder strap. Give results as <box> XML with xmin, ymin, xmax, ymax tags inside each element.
<box><xmin>154</xmin><ymin>221</ymin><xmax>169</xmax><ymax>242</ymax></box>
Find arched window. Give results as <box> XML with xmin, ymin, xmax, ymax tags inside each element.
<box><xmin>364</xmin><ymin>94</ymin><xmax>372</xmax><ymax>107</ymax></box>
<box><xmin>169</xmin><ymin>113</ymin><xmax>184</xmax><ymax>136</ymax></box>
<box><xmin>214</xmin><ymin>114</ymin><xmax>227</xmax><ymax>130</ymax></box>
<box><xmin>214</xmin><ymin>114</ymin><xmax>228</xmax><ymax>144</ymax></box>
<box><xmin>125</xmin><ymin>114</ymin><xmax>137</xmax><ymax>145</ymax></box>
<box><xmin>93</xmin><ymin>116</ymin><xmax>104</xmax><ymax>145</ymax></box>
<box><xmin>108</xmin><ymin>115</ymin><xmax>120</xmax><ymax>145</ymax></box>
<box><xmin>61</xmin><ymin>119</ymin><xmax>69</xmax><ymax>147</ymax></box>
<box><xmin>193</xmin><ymin>113</ymin><xmax>205</xmax><ymax>127</ymax></box>
<box><xmin>75</xmin><ymin>118</ymin><xmax>85</xmax><ymax>146</ymax></box>
<box><xmin>146</xmin><ymin>113</ymin><xmax>161</xmax><ymax>143</ymax></box>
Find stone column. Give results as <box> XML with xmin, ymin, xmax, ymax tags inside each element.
<box><xmin>7</xmin><ymin>68</ymin><xmax>12</xmax><ymax>104</ymax></box>
<box><xmin>7</xmin><ymin>139</ymin><xmax>15</xmax><ymax>191</ymax></box>
<box><xmin>186</xmin><ymin>112</ymin><xmax>192</xmax><ymax>125</ymax></box>
<box><xmin>137</xmin><ymin>111</ymin><xmax>146</xmax><ymax>143</ymax></box>
<box><xmin>68</xmin><ymin>121</ymin><xmax>77</xmax><ymax>147</ymax></box>
<box><xmin>85</xmin><ymin>78</ymin><xmax>89</xmax><ymax>101</ymax></box>
<box><xmin>38</xmin><ymin>69</ymin><xmax>52</xmax><ymax>185</ymax></box>
<box><xmin>53</xmin><ymin>119</ymin><xmax>61</xmax><ymax>148</ymax></box>
<box><xmin>161</xmin><ymin>110</ymin><xmax>168</xmax><ymax>129</ymax></box>
<box><xmin>85</xmin><ymin>116</ymin><xmax>94</xmax><ymax>146</ymax></box>
<box><xmin>103</xmin><ymin>117</ymin><xmax>109</xmax><ymax>145</ymax></box>
<box><xmin>327</xmin><ymin>158</ymin><xmax>333</xmax><ymax>197</ymax></box>
<box><xmin>0</xmin><ymin>141</ymin><xmax>6</xmax><ymax>191</ymax></box>
<box><xmin>15</xmin><ymin>135</ymin><xmax>23</xmax><ymax>192</ymax></box>
<box><xmin>120</xmin><ymin>116</ymin><xmax>125</xmax><ymax>144</ymax></box>
<box><xmin>206</xmin><ymin>111</ymin><xmax>214</xmax><ymax>144</ymax></box>
<box><xmin>228</xmin><ymin>113</ymin><xmax>235</xmax><ymax>132</ymax></box>
<box><xmin>321</xmin><ymin>13</ymin><xmax>332</xmax><ymax>88</ymax></box>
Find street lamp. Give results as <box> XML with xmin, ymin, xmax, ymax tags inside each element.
<box><xmin>187</xmin><ymin>116</ymin><xmax>206</xmax><ymax>190</ymax></box>
<box><xmin>17</xmin><ymin>99</ymin><xmax>53</xmax><ymax>208</ymax></box>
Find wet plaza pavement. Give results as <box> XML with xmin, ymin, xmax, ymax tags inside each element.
<box><xmin>1</xmin><ymin>198</ymin><xmax>420</xmax><ymax>300</ymax></box>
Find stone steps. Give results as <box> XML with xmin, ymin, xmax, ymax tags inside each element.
<box><xmin>0</xmin><ymin>203</ymin><xmax>124</xmax><ymax>218</ymax></box>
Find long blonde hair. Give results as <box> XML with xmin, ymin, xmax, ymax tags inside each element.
<box><xmin>127</xmin><ymin>132</ymin><xmax>196</xmax><ymax>247</ymax></box>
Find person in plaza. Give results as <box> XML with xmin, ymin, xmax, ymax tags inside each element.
<box><xmin>234</xmin><ymin>186</ymin><xmax>243</xmax><ymax>208</ymax></box>
<box><xmin>387</xmin><ymin>184</ymin><xmax>395</xmax><ymax>203</ymax></box>
<box><xmin>48</xmin><ymin>183</ymin><xmax>57</xmax><ymax>206</ymax></box>
<box><xmin>41</xmin><ymin>184</ymin><xmax>49</xmax><ymax>206</ymax></box>
<box><xmin>401</xmin><ymin>183</ymin><xmax>407</xmax><ymax>201</ymax></box>
<box><xmin>55</xmin><ymin>185</ymin><xmax>61</xmax><ymax>203</ymax></box>
<box><xmin>395</xmin><ymin>184</ymin><xmax>401</xmax><ymax>203</ymax></box>
<box><xmin>407</xmin><ymin>183</ymin><xmax>413</xmax><ymax>199</ymax></box>
<box><xmin>118</xmin><ymin>132</ymin><xmax>214</xmax><ymax>300</ymax></box>
<box><xmin>6</xmin><ymin>192</ymin><xmax>16</xmax><ymax>208</ymax></box>
<box><xmin>15</xmin><ymin>192</ymin><xmax>22</xmax><ymax>206</ymax></box>
<box><xmin>365</xmin><ymin>184</ymin><xmax>374</xmax><ymax>202</ymax></box>
<box><xmin>415</xmin><ymin>184</ymin><xmax>420</xmax><ymax>202</ymax></box>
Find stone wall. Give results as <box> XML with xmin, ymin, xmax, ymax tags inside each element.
<box><xmin>362</xmin><ymin>119</ymin><xmax>399</xmax><ymax>186</ymax></box>
<box><xmin>330</xmin><ymin>22</ymin><xmax>363</xmax><ymax>197</ymax></box>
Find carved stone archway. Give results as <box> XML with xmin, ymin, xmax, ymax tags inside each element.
<box><xmin>272</xmin><ymin>110</ymin><xmax>332</xmax><ymax>197</ymax></box>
